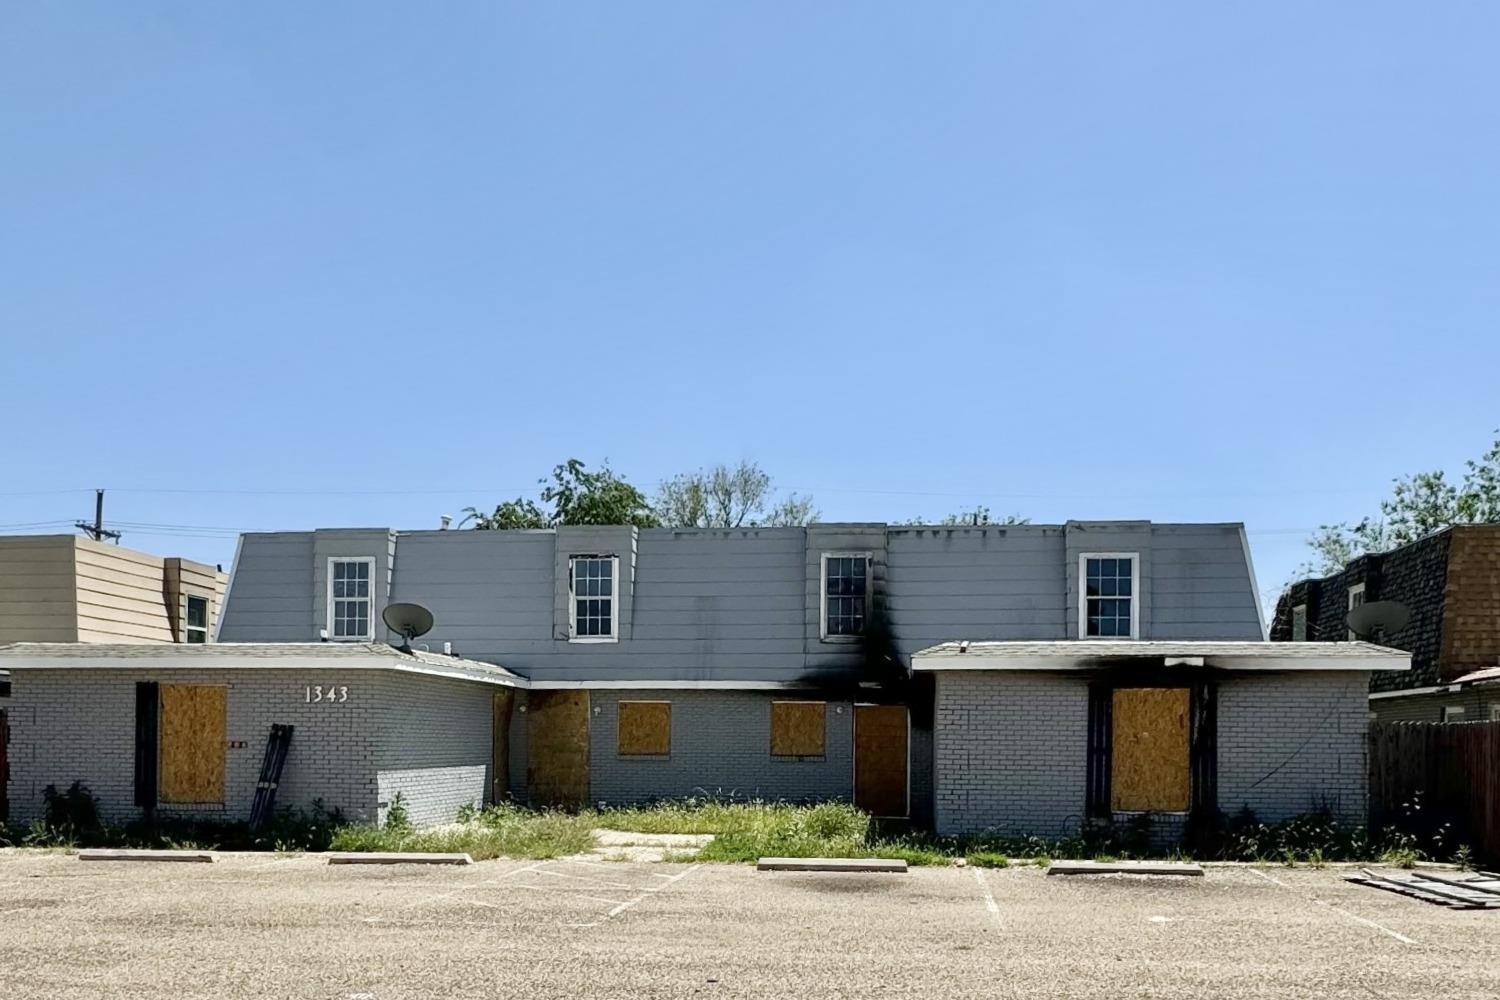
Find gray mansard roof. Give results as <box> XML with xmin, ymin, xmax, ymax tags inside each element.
<box><xmin>216</xmin><ymin>521</ymin><xmax>1268</xmax><ymax>685</ymax></box>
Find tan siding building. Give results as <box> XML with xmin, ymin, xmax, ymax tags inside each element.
<box><xmin>0</xmin><ymin>535</ymin><xmax>226</xmax><ymax>645</ymax></box>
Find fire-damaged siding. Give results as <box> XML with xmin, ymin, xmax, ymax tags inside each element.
<box><xmin>221</xmin><ymin>522</ymin><xmax>1265</xmax><ymax>684</ymax></box>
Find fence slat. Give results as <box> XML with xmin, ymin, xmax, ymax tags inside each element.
<box><xmin>1370</xmin><ymin>721</ymin><xmax>1500</xmax><ymax>866</ymax></box>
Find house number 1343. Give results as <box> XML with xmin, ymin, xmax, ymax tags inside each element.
<box><xmin>306</xmin><ymin>685</ymin><xmax>349</xmax><ymax>703</ymax></box>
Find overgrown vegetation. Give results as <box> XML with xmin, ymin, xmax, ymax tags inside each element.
<box><xmin>0</xmin><ymin>786</ymin><xmax>1479</xmax><ymax>868</ymax></box>
<box><xmin>0</xmin><ymin>782</ymin><xmax>346</xmax><ymax>852</ymax></box>
<box><xmin>329</xmin><ymin>803</ymin><xmax>596</xmax><ymax>861</ymax></box>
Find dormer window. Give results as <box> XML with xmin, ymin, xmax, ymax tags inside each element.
<box><xmin>1080</xmin><ymin>553</ymin><xmax>1139</xmax><ymax>638</ymax></box>
<box><xmin>328</xmin><ymin>558</ymin><xmax>374</xmax><ymax>640</ymax></box>
<box><xmin>569</xmin><ymin>555</ymin><xmax>618</xmax><ymax>642</ymax></box>
<box><xmin>820</xmin><ymin>553</ymin><xmax>869</xmax><ymax>640</ymax></box>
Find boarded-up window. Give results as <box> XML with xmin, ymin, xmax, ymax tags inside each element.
<box><xmin>617</xmin><ymin>701</ymin><xmax>671</xmax><ymax>756</ymax></box>
<box><xmin>158</xmin><ymin>685</ymin><xmax>227</xmax><ymax>804</ymax></box>
<box><xmin>1111</xmin><ymin>687</ymin><xmax>1190</xmax><ymax>813</ymax></box>
<box><xmin>770</xmin><ymin>701</ymin><xmax>826</xmax><ymax>758</ymax></box>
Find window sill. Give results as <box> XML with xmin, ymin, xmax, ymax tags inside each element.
<box><xmin>567</xmin><ymin>636</ymin><xmax>619</xmax><ymax>644</ymax></box>
<box><xmin>818</xmin><ymin>635</ymin><xmax>862</xmax><ymax>644</ymax></box>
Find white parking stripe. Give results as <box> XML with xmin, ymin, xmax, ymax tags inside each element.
<box><xmin>605</xmin><ymin>864</ymin><xmax>699</xmax><ymax>919</ymax></box>
<box><xmin>973</xmin><ymin>868</ymin><xmax>1002</xmax><ymax>930</ymax></box>
<box><xmin>1248</xmin><ymin>868</ymin><xmax>1416</xmax><ymax>945</ymax></box>
<box><xmin>530</xmin><ymin>867</ymin><xmax>638</xmax><ymax>889</ymax></box>
<box><xmin>513</xmin><ymin>883</ymin><xmax>631</xmax><ymax>906</ymax></box>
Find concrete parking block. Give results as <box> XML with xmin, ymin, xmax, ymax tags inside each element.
<box><xmin>77</xmin><ymin>849</ymin><xmax>215</xmax><ymax>863</ymax></box>
<box><xmin>327</xmin><ymin>852</ymin><xmax>473</xmax><ymax>865</ymax></box>
<box><xmin>1047</xmin><ymin>860</ymin><xmax>1203</xmax><ymax>877</ymax></box>
<box><xmin>757</xmin><ymin>857</ymin><xmax>908</xmax><ymax>873</ymax></box>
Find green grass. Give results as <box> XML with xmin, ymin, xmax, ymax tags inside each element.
<box><xmin>329</xmin><ymin>803</ymin><xmax>596</xmax><ymax>861</ymax></box>
<box><xmin>965</xmin><ymin>851</ymin><xmax>1010</xmax><ymax>869</ymax></box>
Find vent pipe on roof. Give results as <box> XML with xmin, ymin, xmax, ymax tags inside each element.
<box><xmin>440</xmin><ymin>515</ymin><xmax>452</xmax><ymax>530</ymax></box>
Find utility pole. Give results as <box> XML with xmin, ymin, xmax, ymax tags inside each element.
<box><xmin>76</xmin><ymin>488</ymin><xmax>121</xmax><ymax>544</ymax></box>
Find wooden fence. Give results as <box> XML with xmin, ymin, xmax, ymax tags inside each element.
<box><xmin>1369</xmin><ymin>721</ymin><xmax>1500</xmax><ymax>865</ymax></box>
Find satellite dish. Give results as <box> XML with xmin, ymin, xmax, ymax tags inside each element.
<box><xmin>1346</xmin><ymin>600</ymin><xmax>1411</xmax><ymax>641</ymax></box>
<box><xmin>382</xmin><ymin>602</ymin><xmax>434</xmax><ymax>651</ymax></box>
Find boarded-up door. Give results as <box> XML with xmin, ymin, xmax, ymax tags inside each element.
<box><xmin>1111</xmin><ymin>688</ymin><xmax>1190</xmax><ymax>813</ymax></box>
<box><xmin>0</xmin><ymin>709</ymin><xmax>8</xmax><ymax>823</ymax></box>
<box><xmin>158</xmin><ymin>685</ymin><xmax>227</xmax><ymax>804</ymax></box>
<box><xmin>527</xmin><ymin>691</ymin><xmax>590</xmax><ymax>809</ymax></box>
<box><xmin>492</xmin><ymin>690</ymin><xmax>515</xmax><ymax>804</ymax></box>
<box><xmin>854</xmin><ymin>705</ymin><xmax>909</xmax><ymax>818</ymax></box>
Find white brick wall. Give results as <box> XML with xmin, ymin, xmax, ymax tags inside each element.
<box><xmin>1216</xmin><ymin>671</ymin><xmax>1369</xmax><ymax>824</ymax></box>
<box><xmin>371</xmin><ymin>673</ymin><xmax>495</xmax><ymax>826</ymax></box>
<box><xmin>5</xmin><ymin>667</ymin><xmax>503</xmax><ymax>829</ymax></box>
<box><xmin>933</xmin><ymin>672</ymin><xmax>1089</xmax><ymax>837</ymax></box>
<box><xmin>931</xmin><ymin>670</ymin><xmax>1372</xmax><ymax>837</ymax></box>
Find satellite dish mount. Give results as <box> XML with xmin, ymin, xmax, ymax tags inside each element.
<box><xmin>382</xmin><ymin>602</ymin><xmax>435</xmax><ymax>653</ymax></box>
<box><xmin>1345</xmin><ymin>600</ymin><xmax>1411</xmax><ymax>643</ymax></box>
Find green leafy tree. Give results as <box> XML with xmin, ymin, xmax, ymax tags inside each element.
<box><xmin>462</xmin><ymin>459</ymin><xmax>657</xmax><ymax>529</ymax></box>
<box><xmin>1300</xmin><ymin>432</ymin><xmax>1500</xmax><ymax>574</ymax></box>
<box><xmin>938</xmin><ymin>506</ymin><xmax>1029</xmax><ymax>527</ymax></box>
<box><xmin>655</xmin><ymin>461</ymin><xmax>818</xmax><ymax>528</ymax></box>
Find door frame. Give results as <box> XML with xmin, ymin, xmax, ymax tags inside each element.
<box><xmin>852</xmin><ymin>703</ymin><xmax>911</xmax><ymax>819</ymax></box>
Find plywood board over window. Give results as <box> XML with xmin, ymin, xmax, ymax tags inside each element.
<box><xmin>618</xmin><ymin>701</ymin><xmax>671</xmax><ymax>756</ymax></box>
<box><xmin>771</xmin><ymin>701</ymin><xmax>826</xmax><ymax>758</ymax></box>
<box><xmin>1111</xmin><ymin>688</ymin><xmax>1190</xmax><ymax>813</ymax></box>
<box><xmin>158</xmin><ymin>685</ymin><xmax>227</xmax><ymax>804</ymax></box>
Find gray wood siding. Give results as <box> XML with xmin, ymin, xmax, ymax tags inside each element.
<box><xmin>218</xmin><ymin>532</ymin><xmax>316</xmax><ymax>642</ymax></box>
<box><xmin>885</xmin><ymin>526</ymin><xmax>1068</xmax><ymax>655</ymax></box>
<box><xmin>222</xmin><ymin>521</ymin><xmax>1264</xmax><ymax>681</ymax></box>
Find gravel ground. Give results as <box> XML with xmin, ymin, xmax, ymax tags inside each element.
<box><xmin>2</xmin><ymin>849</ymin><xmax>1498</xmax><ymax>999</ymax></box>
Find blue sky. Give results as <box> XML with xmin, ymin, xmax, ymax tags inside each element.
<box><xmin>3</xmin><ymin>3</ymin><xmax>1498</xmax><ymax>613</ymax></box>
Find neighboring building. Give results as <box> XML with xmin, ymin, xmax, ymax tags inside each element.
<box><xmin>2</xmin><ymin>521</ymin><xmax>1407</xmax><ymax>837</ymax></box>
<box><xmin>0</xmin><ymin>534</ymin><xmax>227</xmax><ymax>820</ymax></box>
<box><xmin>1270</xmin><ymin>524</ymin><xmax>1500</xmax><ymax>723</ymax></box>
<box><xmin>0</xmin><ymin>535</ymin><xmax>227</xmax><ymax>645</ymax></box>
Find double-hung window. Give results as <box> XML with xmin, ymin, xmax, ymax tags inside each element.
<box><xmin>821</xmin><ymin>553</ymin><xmax>869</xmax><ymax>640</ymax></box>
<box><xmin>328</xmin><ymin>558</ymin><xmax>374</xmax><ymax>640</ymax></box>
<box><xmin>1347</xmin><ymin>583</ymin><xmax>1366</xmax><ymax>640</ymax></box>
<box><xmin>1081</xmin><ymin>554</ymin><xmax>1139</xmax><ymax>638</ymax></box>
<box><xmin>569</xmin><ymin>555</ymin><xmax>618</xmax><ymax>641</ymax></box>
<box><xmin>1291</xmin><ymin>604</ymin><xmax>1308</xmax><ymax>642</ymax></box>
<box><xmin>185</xmin><ymin>595</ymin><xmax>210</xmax><ymax>644</ymax></box>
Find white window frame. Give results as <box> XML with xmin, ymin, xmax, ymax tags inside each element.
<box><xmin>326</xmin><ymin>557</ymin><xmax>375</xmax><ymax>641</ymax></box>
<box><xmin>184</xmin><ymin>594</ymin><xmax>211</xmax><ymax>644</ymax></box>
<box><xmin>568</xmin><ymin>554</ymin><xmax>620</xmax><ymax>644</ymax></box>
<box><xmin>819</xmin><ymin>551</ymin><xmax>872</xmax><ymax>642</ymax></box>
<box><xmin>1291</xmin><ymin>603</ymin><xmax>1308</xmax><ymax>642</ymax></box>
<box><xmin>1441</xmin><ymin>705</ymin><xmax>1465</xmax><ymax>723</ymax></box>
<box><xmin>1078</xmin><ymin>552</ymin><xmax>1141</xmax><ymax>639</ymax></box>
<box><xmin>1488</xmin><ymin>705</ymin><xmax>1500</xmax><ymax>722</ymax></box>
<box><xmin>1347</xmin><ymin>583</ymin><xmax>1366</xmax><ymax>640</ymax></box>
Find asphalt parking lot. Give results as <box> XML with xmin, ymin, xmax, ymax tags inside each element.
<box><xmin>2</xmin><ymin>849</ymin><xmax>1498</xmax><ymax>1000</ymax></box>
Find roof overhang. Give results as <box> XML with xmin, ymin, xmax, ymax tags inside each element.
<box><xmin>911</xmin><ymin>640</ymin><xmax>1411</xmax><ymax>673</ymax></box>
<box><xmin>0</xmin><ymin>643</ymin><xmax>529</xmax><ymax>689</ymax></box>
